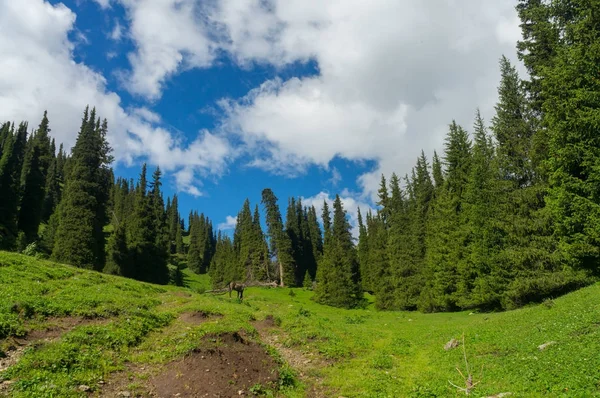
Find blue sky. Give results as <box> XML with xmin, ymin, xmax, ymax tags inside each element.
<box><xmin>0</xmin><ymin>0</ymin><xmax>524</xmax><ymax>233</ymax></box>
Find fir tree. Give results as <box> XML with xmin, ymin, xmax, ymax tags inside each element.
<box><xmin>52</xmin><ymin>108</ymin><xmax>112</xmax><ymax>270</ymax></box>
<box><xmin>314</xmin><ymin>195</ymin><xmax>363</xmax><ymax>308</ymax></box>
<box><xmin>356</xmin><ymin>207</ymin><xmax>370</xmax><ymax>292</ymax></box>
<box><xmin>188</xmin><ymin>211</ymin><xmax>203</xmax><ymax>273</ymax></box>
<box><xmin>18</xmin><ymin>111</ymin><xmax>53</xmax><ymax>243</ymax></box>
<box><xmin>0</xmin><ymin>122</ymin><xmax>27</xmax><ymax>249</ymax></box>
<box><xmin>262</xmin><ymin>189</ymin><xmax>296</xmax><ymax>286</ymax></box>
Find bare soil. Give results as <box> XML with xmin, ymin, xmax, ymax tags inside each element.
<box><xmin>178</xmin><ymin>311</ymin><xmax>223</xmax><ymax>325</ymax></box>
<box><xmin>253</xmin><ymin>316</ymin><xmax>335</xmax><ymax>398</ymax></box>
<box><xmin>148</xmin><ymin>332</ymin><xmax>279</xmax><ymax>397</ymax></box>
<box><xmin>97</xmin><ymin>332</ymin><xmax>280</xmax><ymax>398</ymax></box>
<box><xmin>0</xmin><ymin>317</ymin><xmax>111</xmax><ymax>393</ymax></box>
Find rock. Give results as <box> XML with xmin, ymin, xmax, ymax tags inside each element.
<box><xmin>538</xmin><ymin>341</ymin><xmax>557</xmax><ymax>351</ymax></box>
<box><xmin>238</xmin><ymin>390</ymin><xmax>245</xmax><ymax>395</ymax></box>
<box><xmin>444</xmin><ymin>338</ymin><xmax>460</xmax><ymax>351</ymax></box>
<box><xmin>118</xmin><ymin>391</ymin><xmax>131</xmax><ymax>397</ymax></box>
<box><xmin>78</xmin><ymin>385</ymin><xmax>91</xmax><ymax>392</ymax></box>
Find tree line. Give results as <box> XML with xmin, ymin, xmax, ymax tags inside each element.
<box><xmin>1</xmin><ymin>0</ymin><xmax>598</xmax><ymax>312</ymax></box>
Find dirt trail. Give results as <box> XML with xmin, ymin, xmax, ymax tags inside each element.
<box><xmin>253</xmin><ymin>316</ymin><xmax>335</xmax><ymax>398</ymax></box>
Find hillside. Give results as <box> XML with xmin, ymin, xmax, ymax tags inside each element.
<box><xmin>1</xmin><ymin>251</ymin><xmax>599</xmax><ymax>397</ymax></box>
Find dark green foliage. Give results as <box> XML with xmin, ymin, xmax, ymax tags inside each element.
<box><xmin>420</xmin><ymin>122</ymin><xmax>472</xmax><ymax>311</ymax></box>
<box><xmin>126</xmin><ymin>165</ymin><xmax>169</xmax><ymax>284</ymax></box>
<box><xmin>492</xmin><ymin>56</ymin><xmax>535</xmax><ymax>187</ymax></box>
<box><xmin>356</xmin><ymin>208</ymin><xmax>370</xmax><ymax>292</ymax></box>
<box><xmin>209</xmin><ymin>232</ymin><xmax>236</xmax><ymax>288</ymax></box>
<box><xmin>52</xmin><ymin>108</ymin><xmax>112</xmax><ymax>270</ymax></box>
<box><xmin>541</xmin><ymin>0</ymin><xmax>600</xmax><ymax>275</ymax></box>
<box><xmin>18</xmin><ymin>111</ymin><xmax>53</xmax><ymax>243</ymax></box>
<box><xmin>314</xmin><ymin>195</ymin><xmax>363</xmax><ymax>308</ymax></box>
<box><xmin>0</xmin><ymin>122</ymin><xmax>27</xmax><ymax>249</ymax></box>
<box><xmin>188</xmin><ymin>211</ymin><xmax>215</xmax><ymax>275</ymax></box>
<box><xmin>262</xmin><ymin>189</ymin><xmax>296</xmax><ymax>286</ymax></box>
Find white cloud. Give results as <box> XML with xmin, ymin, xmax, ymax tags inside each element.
<box><xmin>109</xmin><ymin>21</ymin><xmax>123</xmax><ymax>41</ymax></box>
<box><xmin>2</xmin><ymin>0</ymin><xmax>528</xmax><ymax>203</ymax></box>
<box><xmin>93</xmin><ymin>0</ymin><xmax>112</xmax><ymax>9</ymax></box>
<box><xmin>218</xmin><ymin>215</ymin><xmax>238</xmax><ymax>231</ymax></box>
<box><xmin>109</xmin><ymin>0</ymin><xmax>522</xmax><ymax>200</ymax></box>
<box><xmin>117</xmin><ymin>0</ymin><xmax>216</xmax><ymax>99</ymax></box>
<box><xmin>301</xmin><ymin>191</ymin><xmax>375</xmax><ymax>238</ymax></box>
<box><xmin>329</xmin><ymin>167</ymin><xmax>342</xmax><ymax>187</ymax></box>
<box><xmin>0</xmin><ymin>0</ymin><xmax>233</xmax><ymax>196</ymax></box>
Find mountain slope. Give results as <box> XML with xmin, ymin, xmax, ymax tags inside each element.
<box><xmin>1</xmin><ymin>251</ymin><xmax>599</xmax><ymax>397</ymax></box>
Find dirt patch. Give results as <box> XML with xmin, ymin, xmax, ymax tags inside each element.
<box><xmin>178</xmin><ymin>311</ymin><xmax>223</xmax><ymax>325</ymax></box>
<box><xmin>0</xmin><ymin>317</ymin><xmax>111</xmax><ymax>374</ymax></box>
<box><xmin>147</xmin><ymin>332</ymin><xmax>279</xmax><ymax>397</ymax></box>
<box><xmin>173</xmin><ymin>291</ymin><xmax>192</xmax><ymax>298</ymax></box>
<box><xmin>253</xmin><ymin>317</ymin><xmax>334</xmax><ymax>398</ymax></box>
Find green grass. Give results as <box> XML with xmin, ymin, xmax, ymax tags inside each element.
<box><xmin>1</xmin><ymin>251</ymin><xmax>599</xmax><ymax>397</ymax></box>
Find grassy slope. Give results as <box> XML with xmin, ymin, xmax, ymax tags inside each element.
<box><xmin>1</xmin><ymin>251</ymin><xmax>599</xmax><ymax>397</ymax></box>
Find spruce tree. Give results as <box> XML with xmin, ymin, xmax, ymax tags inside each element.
<box><xmin>18</xmin><ymin>111</ymin><xmax>53</xmax><ymax>243</ymax></box>
<box><xmin>0</xmin><ymin>122</ymin><xmax>27</xmax><ymax>249</ymax></box>
<box><xmin>306</xmin><ymin>205</ymin><xmax>323</xmax><ymax>279</ymax></box>
<box><xmin>149</xmin><ymin>167</ymin><xmax>169</xmax><ymax>268</ymax></box>
<box><xmin>356</xmin><ymin>207</ymin><xmax>370</xmax><ymax>292</ymax></box>
<box><xmin>458</xmin><ymin>110</ymin><xmax>504</xmax><ymax>308</ymax></box>
<box><xmin>422</xmin><ymin>122</ymin><xmax>472</xmax><ymax>311</ymax></box>
<box><xmin>52</xmin><ymin>108</ymin><xmax>112</xmax><ymax>270</ymax></box>
<box><xmin>261</xmin><ymin>189</ymin><xmax>296</xmax><ymax>286</ymax></box>
<box><xmin>314</xmin><ymin>195</ymin><xmax>362</xmax><ymax>308</ymax></box>
<box><xmin>188</xmin><ymin>211</ymin><xmax>203</xmax><ymax>273</ymax></box>
<box><xmin>537</xmin><ymin>0</ymin><xmax>600</xmax><ymax>277</ymax></box>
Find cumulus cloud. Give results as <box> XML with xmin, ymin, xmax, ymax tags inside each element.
<box><xmin>218</xmin><ymin>215</ymin><xmax>238</xmax><ymax>231</ymax></box>
<box><xmin>3</xmin><ymin>0</ymin><xmax>527</xmax><ymax>203</ymax></box>
<box><xmin>117</xmin><ymin>0</ymin><xmax>217</xmax><ymax>99</ymax></box>
<box><xmin>0</xmin><ymin>0</ymin><xmax>232</xmax><ymax>195</ymax></box>
<box><xmin>106</xmin><ymin>0</ymin><xmax>523</xmax><ymax>200</ymax></box>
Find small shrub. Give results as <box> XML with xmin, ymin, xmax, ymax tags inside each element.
<box><xmin>372</xmin><ymin>352</ymin><xmax>394</xmax><ymax>370</ymax></box>
<box><xmin>278</xmin><ymin>365</ymin><xmax>297</xmax><ymax>388</ymax></box>
<box><xmin>288</xmin><ymin>289</ymin><xmax>296</xmax><ymax>297</ymax></box>
<box><xmin>297</xmin><ymin>307</ymin><xmax>311</xmax><ymax>317</ymax></box>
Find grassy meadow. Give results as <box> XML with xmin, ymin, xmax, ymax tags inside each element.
<box><xmin>1</xmin><ymin>251</ymin><xmax>599</xmax><ymax>397</ymax></box>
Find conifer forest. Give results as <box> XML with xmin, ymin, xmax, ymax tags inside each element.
<box><xmin>1</xmin><ymin>0</ymin><xmax>599</xmax><ymax>314</ymax></box>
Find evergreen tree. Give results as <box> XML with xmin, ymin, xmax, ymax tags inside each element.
<box><xmin>368</xmin><ymin>212</ymin><xmax>393</xmax><ymax>309</ymax></box>
<box><xmin>188</xmin><ymin>211</ymin><xmax>203</xmax><ymax>273</ymax></box>
<box><xmin>53</xmin><ymin>108</ymin><xmax>112</xmax><ymax>270</ymax></box>
<box><xmin>458</xmin><ymin>110</ymin><xmax>504</xmax><ymax>308</ymax></box>
<box><xmin>262</xmin><ymin>189</ymin><xmax>296</xmax><ymax>286</ymax></box>
<box><xmin>314</xmin><ymin>195</ymin><xmax>363</xmax><ymax>308</ymax></box>
<box><xmin>149</xmin><ymin>167</ymin><xmax>169</xmax><ymax>266</ymax></box>
<box><xmin>538</xmin><ymin>0</ymin><xmax>600</xmax><ymax>277</ymax></box>
<box><xmin>18</xmin><ymin>111</ymin><xmax>53</xmax><ymax>243</ymax></box>
<box><xmin>492</xmin><ymin>56</ymin><xmax>535</xmax><ymax>187</ymax></box>
<box><xmin>356</xmin><ymin>207</ymin><xmax>370</xmax><ymax>292</ymax></box>
<box><xmin>393</xmin><ymin>154</ymin><xmax>433</xmax><ymax>309</ymax></box>
<box><xmin>0</xmin><ymin>122</ymin><xmax>27</xmax><ymax>249</ymax></box>
<box><xmin>234</xmin><ymin>199</ymin><xmax>255</xmax><ymax>281</ymax></box>
<box><xmin>42</xmin><ymin>153</ymin><xmax>61</xmax><ymax>223</ymax></box>
<box><xmin>210</xmin><ymin>232</ymin><xmax>235</xmax><ymax>288</ymax></box>
<box><xmin>431</xmin><ymin>151</ymin><xmax>444</xmax><ymax>189</ymax></box>
<box><xmin>306</xmin><ymin>205</ymin><xmax>323</xmax><ymax>279</ymax></box>
<box><xmin>421</xmin><ymin>122</ymin><xmax>472</xmax><ymax>311</ymax></box>
<box><xmin>127</xmin><ymin>164</ymin><xmax>169</xmax><ymax>283</ymax></box>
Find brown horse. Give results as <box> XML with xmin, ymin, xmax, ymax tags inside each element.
<box><xmin>228</xmin><ymin>281</ymin><xmax>245</xmax><ymax>300</ymax></box>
